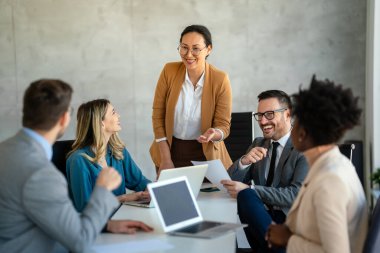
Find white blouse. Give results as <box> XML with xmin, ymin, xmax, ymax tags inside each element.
<box><xmin>173</xmin><ymin>70</ymin><xmax>205</xmax><ymax>140</ymax></box>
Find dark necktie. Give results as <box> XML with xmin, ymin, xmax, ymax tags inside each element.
<box><xmin>266</xmin><ymin>142</ymin><xmax>279</xmax><ymax>186</ymax></box>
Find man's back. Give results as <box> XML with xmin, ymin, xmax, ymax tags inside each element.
<box><xmin>0</xmin><ymin>131</ymin><xmax>62</xmax><ymax>252</ymax></box>
<box><xmin>0</xmin><ymin>131</ymin><xmax>119</xmax><ymax>253</ymax></box>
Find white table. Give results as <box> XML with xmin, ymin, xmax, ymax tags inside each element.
<box><xmin>91</xmin><ymin>190</ymin><xmax>239</xmax><ymax>253</ymax></box>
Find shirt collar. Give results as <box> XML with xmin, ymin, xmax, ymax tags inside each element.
<box><xmin>272</xmin><ymin>131</ymin><xmax>290</xmax><ymax>148</ymax></box>
<box><xmin>185</xmin><ymin>69</ymin><xmax>205</xmax><ymax>88</ymax></box>
<box><xmin>22</xmin><ymin>127</ymin><xmax>53</xmax><ymax>160</ymax></box>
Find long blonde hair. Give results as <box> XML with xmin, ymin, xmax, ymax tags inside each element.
<box><xmin>68</xmin><ymin>99</ymin><xmax>125</xmax><ymax>163</ymax></box>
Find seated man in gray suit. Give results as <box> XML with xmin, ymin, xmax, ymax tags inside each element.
<box><xmin>0</xmin><ymin>79</ymin><xmax>152</xmax><ymax>253</ymax></box>
<box><xmin>222</xmin><ymin>90</ymin><xmax>308</xmax><ymax>252</ymax></box>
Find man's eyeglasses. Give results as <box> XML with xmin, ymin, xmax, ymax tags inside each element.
<box><xmin>253</xmin><ymin>108</ymin><xmax>287</xmax><ymax>121</ymax></box>
<box><xmin>177</xmin><ymin>45</ymin><xmax>207</xmax><ymax>56</ymax></box>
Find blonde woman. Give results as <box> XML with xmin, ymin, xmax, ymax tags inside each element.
<box><xmin>66</xmin><ymin>99</ymin><xmax>151</xmax><ymax>215</ymax></box>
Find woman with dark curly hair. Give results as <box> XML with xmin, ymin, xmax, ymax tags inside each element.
<box><xmin>266</xmin><ymin>76</ymin><xmax>368</xmax><ymax>253</ymax></box>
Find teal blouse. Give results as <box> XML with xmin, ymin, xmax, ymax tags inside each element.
<box><xmin>66</xmin><ymin>146</ymin><xmax>151</xmax><ymax>212</ymax></box>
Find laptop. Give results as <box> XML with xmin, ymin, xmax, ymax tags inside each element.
<box><xmin>124</xmin><ymin>164</ymin><xmax>208</xmax><ymax>208</ymax></box>
<box><xmin>148</xmin><ymin>176</ymin><xmax>245</xmax><ymax>238</ymax></box>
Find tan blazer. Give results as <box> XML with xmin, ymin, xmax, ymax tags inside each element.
<box><xmin>150</xmin><ymin>62</ymin><xmax>232</xmax><ymax>169</ymax></box>
<box><xmin>285</xmin><ymin>147</ymin><xmax>368</xmax><ymax>253</ymax></box>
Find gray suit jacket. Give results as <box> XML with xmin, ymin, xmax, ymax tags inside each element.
<box><xmin>0</xmin><ymin>131</ymin><xmax>119</xmax><ymax>253</ymax></box>
<box><xmin>228</xmin><ymin>137</ymin><xmax>308</xmax><ymax>214</ymax></box>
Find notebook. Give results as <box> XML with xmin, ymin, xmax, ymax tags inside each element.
<box><xmin>148</xmin><ymin>176</ymin><xmax>245</xmax><ymax>238</ymax></box>
<box><xmin>124</xmin><ymin>164</ymin><xmax>208</xmax><ymax>208</ymax></box>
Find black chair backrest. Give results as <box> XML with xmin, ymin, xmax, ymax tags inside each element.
<box><xmin>52</xmin><ymin>140</ymin><xmax>75</xmax><ymax>178</ymax></box>
<box><xmin>363</xmin><ymin>197</ymin><xmax>380</xmax><ymax>253</ymax></box>
<box><xmin>224</xmin><ymin>112</ymin><xmax>253</xmax><ymax>161</ymax></box>
<box><xmin>339</xmin><ymin>142</ymin><xmax>365</xmax><ymax>188</ymax></box>
<box><xmin>338</xmin><ymin>143</ymin><xmax>355</xmax><ymax>161</ymax></box>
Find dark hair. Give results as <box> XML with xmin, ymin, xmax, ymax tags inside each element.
<box><xmin>292</xmin><ymin>75</ymin><xmax>362</xmax><ymax>145</ymax></box>
<box><xmin>180</xmin><ymin>25</ymin><xmax>213</xmax><ymax>48</ymax></box>
<box><xmin>22</xmin><ymin>79</ymin><xmax>73</xmax><ymax>130</ymax></box>
<box><xmin>257</xmin><ymin>90</ymin><xmax>292</xmax><ymax>111</ymax></box>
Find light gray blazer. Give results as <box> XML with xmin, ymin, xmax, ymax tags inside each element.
<box><xmin>0</xmin><ymin>131</ymin><xmax>119</xmax><ymax>253</ymax></box>
<box><xmin>228</xmin><ymin>137</ymin><xmax>308</xmax><ymax>214</ymax></box>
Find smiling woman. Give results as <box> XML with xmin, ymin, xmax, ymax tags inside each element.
<box><xmin>150</xmin><ymin>25</ymin><xmax>233</xmax><ymax>176</ymax></box>
<box><xmin>66</xmin><ymin>99</ymin><xmax>153</xmax><ymax>233</ymax></box>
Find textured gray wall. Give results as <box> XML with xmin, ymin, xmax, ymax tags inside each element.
<box><xmin>0</xmin><ymin>0</ymin><xmax>367</xmax><ymax>180</ymax></box>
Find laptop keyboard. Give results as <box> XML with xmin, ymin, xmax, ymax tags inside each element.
<box><xmin>176</xmin><ymin>221</ymin><xmax>223</xmax><ymax>234</ymax></box>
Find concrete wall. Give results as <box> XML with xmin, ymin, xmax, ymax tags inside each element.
<box><xmin>0</xmin><ymin>0</ymin><xmax>367</xmax><ymax>180</ymax></box>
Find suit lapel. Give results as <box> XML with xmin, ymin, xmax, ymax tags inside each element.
<box><xmin>272</xmin><ymin>138</ymin><xmax>292</xmax><ymax>186</ymax></box>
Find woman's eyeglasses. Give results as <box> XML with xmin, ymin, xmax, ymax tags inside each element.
<box><xmin>177</xmin><ymin>45</ymin><xmax>207</xmax><ymax>56</ymax></box>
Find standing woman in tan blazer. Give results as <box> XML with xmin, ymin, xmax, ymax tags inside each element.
<box><xmin>150</xmin><ymin>25</ymin><xmax>232</xmax><ymax>174</ymax></box>
<box><xmin>266</xmin><ymin>76</ymin><xmax>368</xmax><ymax>253</ymax></box>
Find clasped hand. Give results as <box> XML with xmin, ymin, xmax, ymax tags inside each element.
<box><xmin>265</xmin><ymin>224</ymin><xmax>292</xmax><ymax>249</ymax></box>
<box><xmin>241</xmin><ymin>147</ymin><xmax>268</xmax><ymax>165</ymax></box>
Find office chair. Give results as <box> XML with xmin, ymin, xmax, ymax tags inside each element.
<box><xmin>51</xmin><ymin>140</ymin><xmax>74</xmax><ymax>178</ymax></box>
<box><xmin>338</xmin><ymin>143</ymin><xmax>355</xmax><ymax>162</ymax></box>
<box><xmin>340</xmin><ymin>141</ymin><xmax>365</xmax><ymax>188</ymax></box>
<box><xmin>224</xmin><ymin>112</ymin><xmax>254</xmax><ymax>161</ymax></box>
<box><xmin>363</xmin><ymin>197</ymin><xmax>380</xmax><ymax>253</ymax></box>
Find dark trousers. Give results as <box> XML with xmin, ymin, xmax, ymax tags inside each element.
<box><xmin>237</xmin><ymin>188</ymin><xmax>286</xmax><ymax>253</ymax></box>
<box><xmin>170</xmin><ymin>137</ymin><xmax>206</xmax><ymax>167</ymax></box>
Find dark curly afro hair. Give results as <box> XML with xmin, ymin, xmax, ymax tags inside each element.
<box><xmin>291</xmin><ymin>75</ymin><xmax>362</xmax><ymax>146</ymax></box>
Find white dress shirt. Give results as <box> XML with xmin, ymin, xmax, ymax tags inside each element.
<box><xmin>173</xmin><ymin>70</ymin><xmax>205</xmax><ymax>140</ymax></box>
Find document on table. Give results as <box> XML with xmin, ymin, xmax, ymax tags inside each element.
<box><xmin>92</xmin><ymin>239</ymin><xmax>173</xmax><ymax>253</ymax></box>
<box><xmin>191</xmin><ymin>159</ymin><xmax>230</xmax><ymax>192</ymax></box>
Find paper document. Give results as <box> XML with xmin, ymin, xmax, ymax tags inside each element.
<box><xmin>191</xmin><ymin>159</ymin><xmax>230</xmax><ymax>191</ymax></box>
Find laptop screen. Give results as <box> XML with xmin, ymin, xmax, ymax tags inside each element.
<box><xmin>151</xmin><ymin>180</ymin><xmax>199</xmax><ymax>226</ymax></box>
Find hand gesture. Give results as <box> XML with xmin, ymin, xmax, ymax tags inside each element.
<box><xmin>95</xmin><ymin>167</ymin><xmax>122</xmax><ymax>191</ymax></box>
<box><xmin>197</xmin><ymin>128</ymin><xmax>216</xmax><ymax>143</ymax></box>
<box><xmin>241</xmin><ymin>147</ymin><xmax>268</xmax><ymax>165</ymax></box>
<box><xmin>106</xmin><ymin>220</ymin><xmax>154</xmax><ymax>234</ymax></box>
<box><xmin>221</xmin><ymin>179</ymin><xmax>249</xmax><ymax>198</ymax></box>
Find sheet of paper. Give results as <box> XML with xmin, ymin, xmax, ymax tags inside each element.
<box><xmin>92</xmin><ymin>239</ymin><xmax>173</xmax><ymax>253</ymax></box>
<box><xmin>191</xmin><ymin>159</ymin><xmax>230</xmax><ymax>191</ymax></box>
